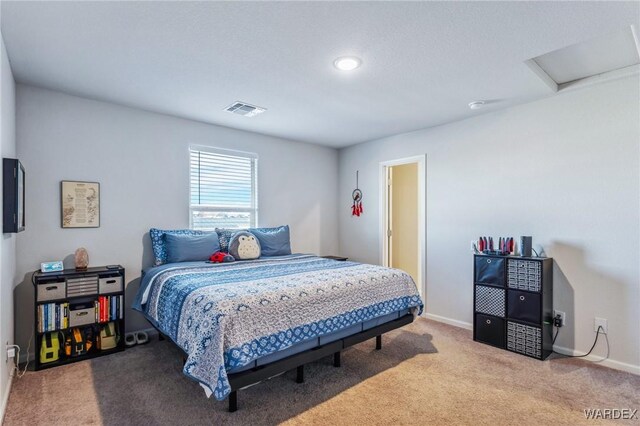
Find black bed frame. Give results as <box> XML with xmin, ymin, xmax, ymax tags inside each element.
<box><xmin>158</xmin><ymin>313</ymin><xmax>414</xmax><ymax>412</ymax></box>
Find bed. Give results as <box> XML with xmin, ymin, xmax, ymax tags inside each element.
<box><xmin>133</xmin><ymin>253</ymin><xmax>423</xmax><ymax>411</ymax></box>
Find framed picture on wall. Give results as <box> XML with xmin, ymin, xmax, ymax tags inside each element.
<box><xmin>61</xmin><ymin>181</ymin><xmax>100</xmax><ymax>228</ymax></box>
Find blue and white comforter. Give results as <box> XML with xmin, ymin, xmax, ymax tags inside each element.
<box><xmin>133</xmin><ymin>254</ymin><xmax>423</xmax><ymax>400</ymax></box>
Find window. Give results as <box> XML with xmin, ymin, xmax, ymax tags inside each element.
<box><xmin>189</xmin><ymin>146</ymin><xmax>258</xmax><ymax>230</ymax></box>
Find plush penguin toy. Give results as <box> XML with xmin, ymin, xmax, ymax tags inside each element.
<box><xmin>228</xmin><ymin>231</ymin><xmax>261</xmax><ymax>260</ymax></box>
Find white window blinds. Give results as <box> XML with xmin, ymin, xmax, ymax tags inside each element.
<box><xmin>189</xmin><ymin>146</ymin><xmax>258</xmax><ymax>230</ymax></box>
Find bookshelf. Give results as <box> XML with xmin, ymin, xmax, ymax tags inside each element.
<box><xmin>33</xmin><ymin>265</ymin><xmax>125</xmax><ymax>370</ymax></box>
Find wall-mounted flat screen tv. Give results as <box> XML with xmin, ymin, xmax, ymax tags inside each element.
<box><xmin>3</xmin><ymin>158</ymin><xmax>25</xmax><ymax>233</ymax></box>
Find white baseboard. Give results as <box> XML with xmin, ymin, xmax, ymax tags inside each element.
<box><xmin>423</xmin><ymin>312</ymin><xmax>473</xmax><ymax>330</ymax></box>
<box><xmin>0</xmin><ymin>374</ymin><xmax>14</xmax><ymax>425</ymax></box>
<box><xmin>553</xmin><ymin>344</ymin><xmax>640</xmax><ymax>375</ymax></box>
<box><xmin>423</xmin><ymin>313</ymin><xmax>639</xmax><ymax>375</ymax></box>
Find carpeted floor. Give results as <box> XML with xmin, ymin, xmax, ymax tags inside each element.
<box><xmin>4</xmin><ymin>318</ymin><xmax>639</xmax><ymax>425</ymax></box>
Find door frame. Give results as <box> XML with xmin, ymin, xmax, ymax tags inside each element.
<box><xmin>378</xmin><ymin>155</ymin><xmax>426</xmax><ymax>300</ymax></box>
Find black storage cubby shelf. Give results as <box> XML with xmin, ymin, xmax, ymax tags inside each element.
<box><xmin>473</xmin><ymin>254</ymin><xmax>553</xmax><ymax>360</ymax></box>
<box><xmin>33</xmin><ymin>266</ymin><xmax>125</xmax><ymax>371</ymax></box>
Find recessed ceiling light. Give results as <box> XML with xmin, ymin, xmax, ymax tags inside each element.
<box><xmin>468</xmin><ymin>100</ymin><xmax>486</xmax><ymax>110</ymax></box>
<box><xmin>334</xmin><ymin>56</ymin><xmax>362</xmax><ymax>71</ymax></box>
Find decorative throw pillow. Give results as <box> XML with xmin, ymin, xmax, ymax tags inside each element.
<box><xmin>228</xmin><ymin>231</ymin><xmax>261</xmax><ymax>260</ymax></box>
<box><xmin>149</xmin><ymin>228</ymin><xmax>215</xmax><ymax>266</ymax></box>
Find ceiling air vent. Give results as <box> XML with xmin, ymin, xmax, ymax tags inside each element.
<box><xmin>224</xmin><ymin>101</ymin><xmax>266</xmax><ymax>117</ymax></box>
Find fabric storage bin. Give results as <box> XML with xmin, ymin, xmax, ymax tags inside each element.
<box><xmin>475</xmin><ymin>285</ymin><xmax>505</xmax><ymax>318</ymax></box>
<box><xmin>37</xmin><ymin>281</ymin><xmax>66</xmax><ymax>302</ymax></box>
<box><xmin>507</xmin><ymin>290</ymin><xmax>541</xmax><ymax>324</ymax></box>
<box><xmin>507</xmin><ymin>259</ymin><xmax>541</xmax><ymax>292</ymax></box>
<box><xmin>474</xmin><ymin>314</ymin><xmax>505</xmax><ymax>348</ymax></box>
<box><xmin>507</xmin><ymin>321</ymin><xmax>542</xmax><ymax>359</ymax></box>
<box><xmin>474</xmin><ymin>256</ymin><xmax>505</xmax><ymax>287</ymax></box>
<box><xmin>69</xmin><ymin>302</ymin><xmax>96</xmax><ymax>327</ymax></box>
<box><xmin>99</xmin><ymin>276</ymin><xmax>123</xmax><ymax>294</ymax></box>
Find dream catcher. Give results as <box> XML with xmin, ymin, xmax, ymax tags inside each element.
<box><xmin>351</xmin><ymin>171</ymin><xmax>363</xmax><ymax>217</ymax></box>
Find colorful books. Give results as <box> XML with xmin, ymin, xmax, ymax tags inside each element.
<box><xmin>96</xmin><ymin>295</ymin><xmax>123</xmax><ymax>322</ymax></box>
<box><xmin>37</xmin><ymin>302</ymin><xmax>69</xmax><ymax>333</ymax></box>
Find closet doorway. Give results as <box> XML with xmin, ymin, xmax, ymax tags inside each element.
<box><xmin>379</xmin><ymin>155</ymin><xmax>426</xmax><ymax>298</ymax></box>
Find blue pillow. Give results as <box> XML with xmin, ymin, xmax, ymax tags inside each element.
<box><xmin>150</xmin><ymin>228</ymin><xmax>212</xmax><ymax>265</ymax></box>
<box><xmin>165</xmin><ymin>233</ymin><xmax>220</xmax><ymax>263</ymax></box>
<box><xmin>251</xmin><ymin>225</ymin><xmax>291</xmax><ymax>256</ymax></box>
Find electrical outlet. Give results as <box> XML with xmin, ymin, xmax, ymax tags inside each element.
<box><xmin>594</xmin><ymin>317</ymin><xmax>608</xmax><ymax>333</ymax></box>
<box><xmin>553</xmin><ymin>310</ymin><xmax>566</xmax><ymax>327</ymax></box>
<box><xmin>6</xmin><ymin>341</ymin><xmax>15</xmax><ymax>363</ymax></box>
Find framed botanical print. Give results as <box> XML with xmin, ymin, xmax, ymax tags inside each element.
<box><xmin>61</xmin><ymin>181</ymin><xmax>100</xmax><ymax>228</ymax></box>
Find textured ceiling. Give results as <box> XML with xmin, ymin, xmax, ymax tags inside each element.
<box><xmin>1</xmin><ymin>1</ymin><xmax>638</xmax><ymax>148</ymax></box>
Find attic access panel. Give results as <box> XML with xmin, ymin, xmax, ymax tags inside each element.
<box><xmin>528</xmin><ymin>26</ymin><xmax>640</xmax><ymax>87</ymax></box>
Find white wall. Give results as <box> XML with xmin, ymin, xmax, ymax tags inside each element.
<box><xmin>338</xmin><ymin>76</ymin><xmax>640</xmax><ymax>372</ymax></box>
<box><xmin>0</xmin><ymin>33</ymin><xmax>17</xmax><ymax>420</ymax></box>
<box><xmin>15</xmin><ymin>85</ymin><xmax>339</xmax><ymax>357</ymax></box>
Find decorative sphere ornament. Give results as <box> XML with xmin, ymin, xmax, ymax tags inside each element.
<box><xmin>75</xmin><ymin>247</ymin><xmax>89</xmax><ymax>270</ymax></box>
